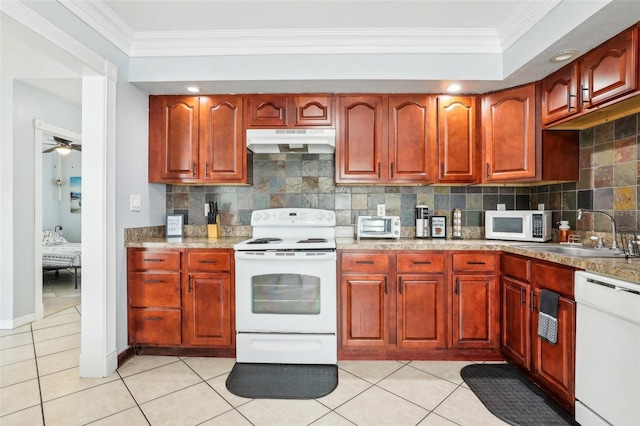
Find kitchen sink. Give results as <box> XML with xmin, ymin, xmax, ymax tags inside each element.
<box><xmin>517</xmin><ymin>244</ymin><xmax>627</xmax><ymax>258</ymax></box>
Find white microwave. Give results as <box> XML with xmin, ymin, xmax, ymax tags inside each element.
<box><xmin>485</xmin><ymin>210</ymin><xmax>552</xmax><ymax>242</ymax></box>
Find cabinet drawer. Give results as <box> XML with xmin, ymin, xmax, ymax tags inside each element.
<box><xmin>186</xmin><ymin>251</ymin><xmax>231</xmax><ymax>272</ymax></box>
<box><xmin>340</xmin><ymin>253</ymin><xmax>389</xmax><ymax>273</ymax></box>
<box><xmin>128</xmin><ymin>308</ymin><xmax>181</xmax><ymax>346</ymax></box>
<box><xmin>128</xmin><ymin>250</ymin><xmax>181</xmax><ymax>271</ymax></box>
<box><xmin>128</xmin><ymin>272</ymin><xmax>181</xmax><ymax>308</ymax></box>
<box><xmin>452</xmin><ymin>253</ymin><xmax>497</xmax><ymax>272</ymax></box>
<box><xmin>502</xmin><ymin>254</ymin><xmax>531</xmax><ymax>283</ymax></box>
<box><xmin>397</xmin><ymin>253</ymin><xmax>445</xmax><ymax>273</ymax></box>
<box><xmin>532</xmin><ymin>261</ymin><xmax>574</xmax><ymax>298</ymax></box>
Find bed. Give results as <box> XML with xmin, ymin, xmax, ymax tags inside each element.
<box><xmin>42</xmin><ymin>231</ymin><xmax>81</xmax><ymax>288</ymax></box>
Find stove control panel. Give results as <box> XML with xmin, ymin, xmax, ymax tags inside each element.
<box><xmin>251</xmin><ymin>208</ymin><xmax>335</xmax><ymax>226</ymax></box>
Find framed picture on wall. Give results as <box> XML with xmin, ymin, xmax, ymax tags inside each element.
<box><xmin>431</xmin><ymin>216</ymin><xmax>447</xmax><ymax>239</ymax></box>
<box><xmin>166</xmin><ymin>214</ymin><xmax>184</xmax><ymax>238</ymax></box>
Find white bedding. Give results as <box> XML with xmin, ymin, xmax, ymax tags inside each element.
<box><xmin>42</xmin><ymin>243</ymin><xmax>81</xmax><ymax>268</ymax></box>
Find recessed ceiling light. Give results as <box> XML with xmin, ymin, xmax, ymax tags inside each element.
<box><xmin>550</xmin><ymin>50</ymin><xmax>579</xmax><ymax>63</ymax></box>
<box><xmin>447</xmin><ymin>84</ymin><xmax>461</xmax><ymax>93</ymax></box>
<box><xmin>186</xmin><ymin>86</ymin><xmax>201</xmax><ymax>93</ymax></box>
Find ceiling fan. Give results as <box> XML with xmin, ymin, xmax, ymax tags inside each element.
<box><xmin>43</xmin><ymin>136</ymin><xmax>81</xmax><ymax>155</ymax></box>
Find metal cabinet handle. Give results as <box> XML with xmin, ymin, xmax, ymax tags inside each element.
<box><xmin>391</xmin><ymin>162</ymin><xmax>395</xmax><ymax>178</ymax></box>
<box><xmin>188</xmin><ymin>276</ymin><xmax>192</xmax><ymax>292</ymax></box>
<box><xmin>145</xmin><ymin>316</ymin><xmax>162</xmax><ymax>321</ymax></box>
<box><xmin>520</xmin><ymin>287</ymin><xmax>525</xmax><ymax>306</ymax></box>
<box><xmin>441</xmin><ymin>163</ymin><xmax>445</xmax><ymax>178</ymax></box>
<box><xmin>144</xmin><ymin>279</ymin><xmax>163</xmax><ymax>283</ymax></box>
<box><xmin>567</xmin><ymin>90</ymin><xmax>577</xmax><ymax>111</ymax></box>
<box><xmin>199</xmin><ymin>259</ymin><xmax>218</xmax><ymax>264</ymax></box>
<box><xmin>455</xmin><ymin>278</ymin><xmax>460</xmax><ymax>294</ymax></box>
<box><xmin>356</xmin><ymin>260</ymin><xmax>374</xmax><ymax>264</ymax></box>
<box><xmin>580</xmin><ymin>84</ymin><xmax>590</xmax><ymax>107</ymax></box>
<box><xmin>377</xmin><ymin>162</ymin><xmax>381</xmax><ymax>178</ymax></box>
<box><xmin>384</xmin><ymin>277</ymin><xmax>388</xmax><ymax>294</ymax></box>
<box><xmin>486</xmin><ymin>163</ymin><xmax>490</xmax><ymax>178</ymax></box>
<box><xmin>192</xmin><ymin>162</ymin><xmax>197</xmax><ymax>177</ymax></box>
<box><xmin>205</xmin><ymin>162</ymin><xmax>210</xmax><ymax>177</ymax></box>
<box><xmin>143</xmin><ymin>258</ymin><xmax>164</xmax><ymax>262</ymax></box>
<box><xmin>467</xmin><ymin>261</ymin><xmax>486</xmax><ymax>265</ymax></box>
<box><xmin>412</xmin><ymin>261</ymin><xmax>432</xmax><ymax>265</ymax></box>
<box><xmin>530</xmin><ymin>292</ymin><xmax>536</xmax><ymax>312</ymax></box>
<box><xmin>399</xmin><ymin>277</ymin><xmax>403</xmax><ymax>294</ymax></box>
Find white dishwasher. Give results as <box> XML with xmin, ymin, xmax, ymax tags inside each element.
<box><xmin>575</xmin><ymin>271</ymin><xmax>640</xmax><ymax>426</ymax></box>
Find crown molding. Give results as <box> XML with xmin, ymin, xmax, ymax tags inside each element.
<box><xmin>498</xmin><ymin>0</ymin><xmax>561</xmax><ymax>50</ymax></box>
<box><xmin>129</xmin><ymin>28</ymin><xmax>502</xmax><ymax>57</ymax></box>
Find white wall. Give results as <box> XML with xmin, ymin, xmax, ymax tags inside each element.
<box><xmin>12</xmin><ymin>82</ymin><xmax>83</xmax><ymax>243</ymax></box>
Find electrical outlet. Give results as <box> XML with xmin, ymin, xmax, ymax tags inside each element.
<box><xmin>538</xmin><ymin>203</ymin><xmax>545</xmax><ymax>211</ymax></box>
<box><xmin>130</xmin><ymin>194</ymin><xmax>141</xmax><ymax>212</ymax></box>
<box><xmin>497</xmin><ymin>204</ymin><xmax>506</xmax><ymax>211</ymax></box>
<box><xmin>377</xmin><ymin>204</ymin><xmax>386</xmax><ymax>216</ymax></box>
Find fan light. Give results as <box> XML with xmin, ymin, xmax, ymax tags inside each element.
<box><xmin>56</xmin><ymin>146</ymin><xmax>72</xmax><ymax>155</ymax></box>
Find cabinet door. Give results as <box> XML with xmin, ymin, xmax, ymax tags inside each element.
<box><xmin>531</xmin><ymin>288</ymin><xmax>575</xmax><ymax>405</ymax></box>
<box><xmin>452</xmin><ymin>274</ymin><xmax>500</xmax><ymax>349</ymax></box>
<box><xmin>246</xmin><ymin>95</ymin><xmax>288</xmax><ymax>127</ymax></box>
<box><xmin>437</xmin><ymin>96</ymin><xmax>478</xmax><ymax>183</ymax></box>
<box><xmin>183</xmin><ymin>273</ymin><xmax>233</xmax><ymax>347</ymax></box>
<box><xmin>128</xmin><ymin>308</ymin><xmax>181</xmax><ymax>346</ymax></box>
<box><xmin>149</xmin><ymin>96</ymin><xmax>199</xmax><ymax>182</ymax></box>
<box><xmin>336</xmin><ymin>96</ymin><xmax>386</xmax><ymax>183</ymax></box>
<box><xmin>340</xmin><ymin>274</ymin><xmax>389</xmax><ymax>347</ymax></box>
<box><xmin>397</xmin><ymin>274</ymin><xmax>447</xmax><ymax>348</ymax></box>
<box><xmin>501</xmin><ymin>276</ymin><xmax>531</xmax><ymax>369</ymax></box>
<box><xmin>542</xmin><ymin>63</ymin><xmax>580</xmax><ymax>125</ymax></box>
<box><xmin>199</xmin><ymin>96</ymin><xmax>246</xmax><ymax>183</ymax></box>
<box><xmin>581</xmin><ymin>28</ymin><xmax>638</xmax><ymax>109</ymax></box>
<box><xmin>388</xmin><ymin>95</ymin><xmax>434</xmax><ymax>183</ymax></box>
<box><xmin>293</xmin><ymin>95</ymin><xmax>334</xmax><ymax>127</ymax></box>
<box><xmin>482</xmin><ymin>85</ymin><xmax>537</xmax><ymax>182</ymax></box>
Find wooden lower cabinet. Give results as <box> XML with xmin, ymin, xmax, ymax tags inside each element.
<box><xmin>501</xmin><ymin>253</ymin><xmax>576</xmax><ymax>412</ymax></box>
<box><xmin>339</xmin><ymin>250</ymin><xmax>501</xmax><ymax>359</ymax></box>
<box><xmin>127</xmin><ymin>248</ymin><xmax>234</xmax><ymax>351</ymax></box>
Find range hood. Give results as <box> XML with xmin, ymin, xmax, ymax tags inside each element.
<box><xmin>246</xmin><ymin>128</ymin><xmax>336</xmax><ymax>154</ymax></box>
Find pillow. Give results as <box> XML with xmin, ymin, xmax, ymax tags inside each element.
<box><xmin>42</xmin><ymin>230</ymin><xmax>67</xmax><ymax>245</ymax></box>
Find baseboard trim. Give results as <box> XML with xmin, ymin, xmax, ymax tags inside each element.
<box><xmin>118</xmin><ymin>346</ymin><xmax>136</xmax><ymax>368</ymax></box>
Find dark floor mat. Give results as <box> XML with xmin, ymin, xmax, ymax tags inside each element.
<box><xmin>460</xmin><ymin>364</ymin><xmax>578</xmax><ymax>426</ymax></box>
<box><xmin>225</xmin><ymin>363</ymin><xmax>338</xmax><ymax>399</ymax></box>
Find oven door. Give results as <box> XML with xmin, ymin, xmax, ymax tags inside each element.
<box><xmin>234</xmin><ymin>250</ymin><xmax>337</xmax><ymax>334</ymax></box>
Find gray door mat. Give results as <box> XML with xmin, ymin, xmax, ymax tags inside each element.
<box><xmin>225</xmin><ymin>363</ymin><xmax>338</xmax><ymax>399</ymax></box>
<box><xmin>460</xmin><ymin>363</ymin><xmax>578</xmax><ymax>426</ymax></box>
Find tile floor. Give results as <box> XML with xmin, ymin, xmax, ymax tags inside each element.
<box><xmin>1</xmin><ymin>303</ymin><xmax>507</xmax><ymax>426</ymax></box>
<box><xmin>42</xmin><ymin>269</ymin><xmax>81</xmax><ymax>316</ymax></box>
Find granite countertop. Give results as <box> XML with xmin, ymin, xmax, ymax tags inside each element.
<box><xmin>125</xmin><ymin>236</ymin><xmax>640</xmax><ymax>283</ymax></box>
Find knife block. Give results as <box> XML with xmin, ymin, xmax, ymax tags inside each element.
<box><xmin>207</xmin><ymin>223</ymin><xmax>220</xmax><ymax>239</ymax></box>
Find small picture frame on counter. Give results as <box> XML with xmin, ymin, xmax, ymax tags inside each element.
<box><xmin>166</xmin><ymin>214</ymin><xmax>184</xmax><ymax>238</ymax></box>
<box><xmin>431</xmin><ymin>216</ymin><xmax>447</xmax><ymax>239</ymax></box>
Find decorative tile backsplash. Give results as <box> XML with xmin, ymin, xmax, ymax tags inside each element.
<box><xmin>167</xmin><ymin>113</ymin><xmax>639</xmax><ymax>237</ymax></box>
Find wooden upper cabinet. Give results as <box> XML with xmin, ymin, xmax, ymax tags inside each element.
<box><xmin>149</xmin><ymin>95</ymin><xmax>250</xmax><ymax>184</ymax></box>
<box><xmin>542</xmin><ymin>63</ymin><xmax>581</xmax><ymax>125</ymax></box>
<box><xmin>436</xmin><ymin>96</ymin><xmax>478</xmax><ymax>183</ymax></box>
<box><xmin>482</xmin><ymin>84</ymin><xmax>538</xmax><ymax>182</ymax></box>
<box><xmin>336</xmin><ymin>95</ymin><xmax>386</xmax><ymax>183</ymax></box>
<box><xmin>199</xmin><ymin>96</ymin><xmax>247</xmax><ymax>183</ymax></box>
<box><xmin>246</xmin><ymin>94</ymin><xmax>334</xmax><ymax>128</ymax></box>
<box><xmin>580</xmin><ymin>27</ymin><xmax>638</xmax><ymax>109</ymax></box>
<box><xmin>388</xmin><ymin>95</ymin><xmax>434</xmax><ymax>183</ymax></box>
<box><xmin>149</xmin><ymin>96</ymin><xmax>200</xmax><ymax>182</ymax></box>
<box><xmin>293</xmin><ymin>95</ymin><xmax>334</xmax><ymax>126</ymax></box>
<box><xmin>336</xmin><ymin>95</ymin><xmax>433</xmax><ymax>184</ymax></box>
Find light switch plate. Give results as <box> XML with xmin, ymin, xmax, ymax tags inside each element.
<box><xmin>377</xmin><ymin>204</ymin><xmax>386</xmax><ymax>216</ymax></box>
<box><xmin>538</xmin><ymin>203</ymin><xmax>545</xmax><ymax>211</ymax></box>
<box><xmin>130</xmin><ymin>194</ymin><xmax>141</xmax><ymax>212</ymax></box>
<box><xmin>497</xmin><ymin>203</ymin><xmax>506</xmax><ymax>211</ymax></box>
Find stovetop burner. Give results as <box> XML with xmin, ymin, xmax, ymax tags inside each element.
<box><xmin>247</xmin><ymin>238</ymin><xmax>282</xmax><ymax>244</ymax></box>
<box><xmin>297</xmin><ymin>238</ymin><xmax>328</xmax><ymax>244</ymax></box>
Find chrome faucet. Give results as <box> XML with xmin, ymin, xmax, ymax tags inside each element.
<box><xmin>577</xmin><ymin>209</ymin><xmax>618</xmax><ymax>250</ymax></box>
